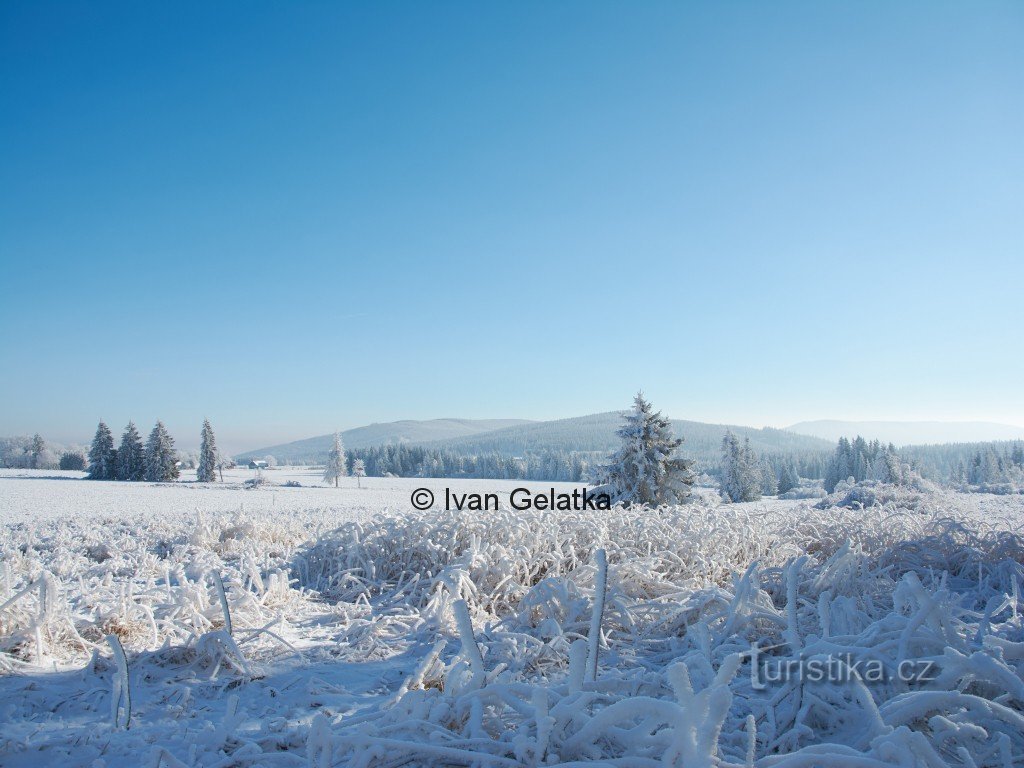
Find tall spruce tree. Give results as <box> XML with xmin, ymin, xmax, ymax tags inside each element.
<box><xmin>602</xmin><ymin>393</ymin><xmax>695</xmax><ymax>505</ymax></box>
<box><xmin>323</xmin><ymin>432</ymin><xmax>347</xmax><ymax>487</ymax></box>
<box><xmin>720</xmin><ymin>431</ymin><xmax>740</xmax><ymax>502</ymax></box>
<box><xmin>777</xmin><ymin>459</ymin><xmax>799</xmax><ymax>495</ymax></box>
<box><xmin>198</xmin><ymin>419</ymin><xmax>219</xmax><ymax>482</ymax></box>
<box><xmin>760</xmin><ymin>457</ymin><xmax>778</xmax><ymax>495</ymax></box>
<box><xmin>145</xmin><ymin>421</ymin><xmax>179</xmax><ymax>482</ymax></box>
<box><xmin>116</xmin><ymin>422</ymin><xmax>145</xmax><ymax>481</ymax></box>
<box><xmin>719</xmin><ymin>431</ymin><xmax>762</xmax><ymax>502</ymax></box>
<box><xmin>87</xmin><ymin>421</ymin><xmax>116</xmax><ymax>480</ymax></box>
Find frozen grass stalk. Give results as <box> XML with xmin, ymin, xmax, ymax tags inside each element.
<box><xmin>586</xmin><ymin>547</ymin><xmax>607</xmax><ymax>682</ymax></box>
<box><xmin>214</xmin><ymin>572</ymin><xmax>232</xmax><ymax>636</ymax></box>
<box><xmin>107</xmin><ymin>634</ymin><xmax>131</xmax><ymax>729</ymax></box>
<box><xmin>453</xmin><ymin>598</ymin><xmax>485</xmax><ymax>686</ymax></box>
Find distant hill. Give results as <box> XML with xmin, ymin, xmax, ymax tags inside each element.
<box><xmin>237</xmin><ymin>412</ymin><xmax>834</xmax><ymax>465</ymax></box>
<box><xmin>420</xmin><ymin>412</ymin><xmax>833</xmax><ymax>464</ymax></box>
<box><xmin>786</xmin><ymin>420</ymin><xmax>1024</xmax><ymax>446</ymax></box>
<box><xmin>235</xmin><ymin>418</ymin><xmax>534</xmax><ymax>462</ymax></box>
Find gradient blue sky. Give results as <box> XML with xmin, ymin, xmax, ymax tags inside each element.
<box><xmin>2</xmin><ymin>1</ymin><xmax>1022</xmax><ymax>452</ymax></box>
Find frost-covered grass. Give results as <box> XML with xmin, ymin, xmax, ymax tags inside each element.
<box><xmin>1</xmin><ymin>475</ymin><xmax>1023</xmax><ymax>767</ymax></box>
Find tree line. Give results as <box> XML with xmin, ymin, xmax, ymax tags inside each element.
<box><xmin>338</xmin><ymin>443</ymin><xmax>593</xmax><ymax>482</ymax></box>
<box><xmin>0</xmin><ymin>433</ymin><xmax>89</xmax><ymax>471</ymax></box>
<box><xmin>86</xmin><ymin>419</ymin><xmax>222</xmax><ymax>482</ymax></box>
<box><xmin>960</xmin><ymin>444</ymin><xmax>1024</xmax><ymax>489</ymax></box>
<box><xmin>820</xmin><ymin>436</ymin><xmax>911</xmax><ymax>493</ymax></box>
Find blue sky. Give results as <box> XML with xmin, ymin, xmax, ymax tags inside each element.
<box><xmin>2</xmin><ymin>1</ymin><xmax>1022</xmax><ymax>451</ymax></box>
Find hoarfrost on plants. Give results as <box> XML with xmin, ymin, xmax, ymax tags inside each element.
<box><xmin>1</xmin><ymin>474</ymin><xmax>1023</xmax><ymax>767</ymax></box>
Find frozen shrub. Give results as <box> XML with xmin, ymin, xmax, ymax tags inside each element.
<box><xmin>778</xmin><ymin>481</ymin><xmax>826</xmax><ymax>500</ymax></box>
<box><xmin>59</xmin><ymin>451</ymin><xmax>87</xmax><ymax>471</ymax></box>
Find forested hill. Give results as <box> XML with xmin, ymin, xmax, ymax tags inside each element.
<box><xmin>236</xmin><ymin>412</ymin><xmax>833</xmax><ymax>465</ymax></box>
<box><xmin>417</xmin><ymin>412</ymin><xmax>833</xmax><ymax>463</ymax></box>
<box><xmin>235</xmin><ymin>418</ymin><xmax>533</xmax><ymax>462</ymax></box>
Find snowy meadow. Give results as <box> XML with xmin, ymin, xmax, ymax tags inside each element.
<box><xmin>1</xmin><ymin>471</ymin><xmax>1023</xmax><ymax>767</ymax></box>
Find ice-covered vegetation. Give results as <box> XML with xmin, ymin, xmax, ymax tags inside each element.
<box><xmin>1</xmin><ymin>475</ymin><xmax>1022</xmax><ymax>766</ymax></box>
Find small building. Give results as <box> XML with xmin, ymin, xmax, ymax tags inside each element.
<box><xmin>248</xmin><ymin>460</ymin><xmax>268</xmax><ymax>470</ymax></box>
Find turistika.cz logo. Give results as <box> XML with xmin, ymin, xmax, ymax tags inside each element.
<box><xmin>410</xmin><ymin>487</ymin><xmax>612</xmax><ymax>511</ymax></box>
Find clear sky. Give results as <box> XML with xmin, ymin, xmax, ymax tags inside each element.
<box><xmin>2</xmin><ymin>1</ymin><xmax>1022</xmax><ymax>453</ymax></box>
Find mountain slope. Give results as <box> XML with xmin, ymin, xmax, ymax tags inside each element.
<box><xmin>786</xmin><ymin>420</ymin><xmax>1024</xmax><ymax>446</ymax></box>
<box><xmin>235</xmin><ymin>418</ymin><xmax>534</xmax><ymax>462</ymax></box>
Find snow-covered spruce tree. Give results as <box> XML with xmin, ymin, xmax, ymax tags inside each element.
<box><xmin>823</xmin><ymin>437</ymin><xmax>853</xmax><ymax>493</ymax></box>
<box><xmin>871</xmin><ymin>445</ymin><xmax>905</xmax><ymax>484</ymax></box>
<box><xmin>144</xmin><ymin>421</ymin><xmax>179</xmax><ymax>482</ymax></box>
<box><xmin>353</xmin><ymin>458</ymin><xmax>366</xmax><ymax>488</ymax></box>
<box><xmin>777</xmin><ymin>459</ymin><xmax>799</xmax><ymax>495</ymax></box>
<box><xmin>116</xmin><ymin>422</ymin><xmax>145</xmax><ymax>481</ymax></box>
<box><xmin>760</xmin><ymin>457</ymin><xmax>778</xmax><ymax>495</ymax></box>
<box><xmin>197</xmin><ymin>419</ymin><xmax>219</xmax><ymax>483</ymax></box>
<box><xmin>601</xmin><ymin>393</ymin><xmax>695</xmax><ymax>505</ymax></box>
<box><xmin>719</xmin><ymin>432</ymin><xmax>739</xmax><ymax>502</ymax></box>
<box><xmin>719</xmin><ymin>431</ymin><xmax>762</xmax><ymax>502</ymax></box>
<box><xmin>88</xmin><ymin>421</ymin><xmax>116</xmax><ymax>480</ymax></box>
<box><xmin>323</xmin><ymin>432</ymin><xmax>347</xmax><ymax>487</ymax></box>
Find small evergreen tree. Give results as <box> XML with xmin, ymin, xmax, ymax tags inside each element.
<box><xmin>116</xmin><ymin>422</ymin><xmax>145</xmax><ymax>481</ymax></box>
<box><xmin>144</xmin><ymin>421</ymin><xmax>179</xmax><ymax>482</ymax></box>
<box><xmin>353</xmin><ymin>458</ymin><xmax>366</xmax><ymax>488</ymax></box>
<box><xmin>198</xmin><ymin>419</ymin><xmax>219</xmax><ymax>482</ymax></box>
<box><xmin>88</xmin><ymin>421</ymin><xmax>116</xmax><ymax>480</ymax></box>
<box><xmin>601</xmin><ymin>393</ymin><xmax>695</xmax><ymax>505</ymax></box>
<box><xmin>323</xmin><ymin>432</ymin><xmax>347</xmax><ymax>487</ymax></box>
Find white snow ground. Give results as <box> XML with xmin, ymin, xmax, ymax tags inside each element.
<box><xmin>0</xmin><ymin>468</ymin><xmax>590</xmax><ymax>523</ymax></box>
<box><xmin>1</xmin><ymin>471</ymin><xmax>1023</xmax><ymax>767</ymax></box>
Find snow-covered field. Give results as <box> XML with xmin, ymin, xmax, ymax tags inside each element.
<box><xmin>0</xmin><ymin>468</ymin><xmax>592</xmax><ymax>523</ymax></box>
<box><xmin>2</xmin><ymin>472</ymin><xmax>1023</xmax><ymax>767</ymax></box>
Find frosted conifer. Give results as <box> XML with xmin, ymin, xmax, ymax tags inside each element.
<box><xmin>198</xmin><ymin>419</ymin><xmax>219</xmax><ymax>482</ymax></box>
<box><xmin>601</xmin><ymin>393</ymin><xmax>694</xmax><ymax>505</ymax></box>
<box><xmin>145</xmin><ymin>421</ymin><xmax>179</xmax><ymax>482</ymax></box>
<box><xmin>719</xmin><ymin>431</ymin><xmax>762</xmax><ymax>502</ymax></box>
<box><xmin>88</xmin><ymin>421</ymin><xmax>116</xmax><ymax>480</ymax></box>
<box><xmin>323</xmin><ymin>432</ymin><xmax>347</xmax><ymax>487</ymax></box>
<box><xmin>116</xmin><ymin>422</ymin><xmax>145</xmax><ymax>481</ymax></box>
<box><xmin>777</xmin><ymin>460</ymin><xmax>799</xmax><ymax>495</ymax></box>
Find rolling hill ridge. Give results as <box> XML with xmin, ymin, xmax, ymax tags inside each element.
<box><xmin>236</xmin><ymin>413</ymin><xmax>833</xmax><ymax>464</ymax></box>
